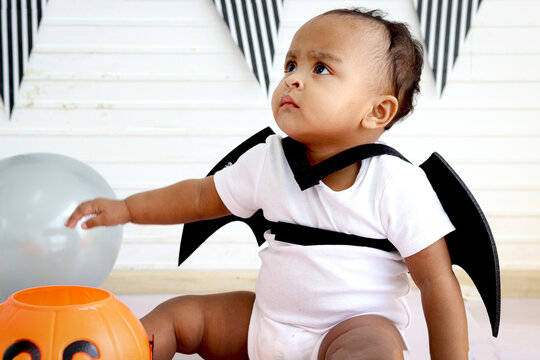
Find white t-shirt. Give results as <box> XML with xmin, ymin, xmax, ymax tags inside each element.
<box><xmin>214</xmin><ymin>134</ymin><xmax>455</xmax><ymax>331</ymax></box>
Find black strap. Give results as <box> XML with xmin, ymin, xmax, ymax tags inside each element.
<box><xmin>208</xmin><ymin>127</ymin><xmax>275</xmax><ymax>176</ymax></box>
<box><xmin>269</xmin><ymin>137</ymin><xmax>405</xmax><ymax>251</ymax></box>
<box><xmin>179</xmin><ymin>128</ymin><xmax>404</xmax><ymax>267</ymax></box>
<box><xmin>270</xmin><ymin>221</ymin><xmax>397</xmax><ymax>252</ymax></box>
<box><xmin>220</xmin><ymin>210</ymin><xmax>397</xmax><ymax>252</ymax></box>
<box><xmin>282</xmin><ymin>137</ymin><xmax>410</xmax><ymax>191</ymax></box>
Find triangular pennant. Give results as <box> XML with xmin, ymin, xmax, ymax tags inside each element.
<box><xmin>1</xmin><ymin>0</ymin><xmax>47</xmax><ymax>119</ymax></box>
<box><xmin>211</xmin><ymin>0</ymin><xmax>283</xmax><ymax>94</ymax></box>
<box><xmin>413</xmin><ymin>0</ymin><xmax>483</xmax><ymax>95</ymax></box>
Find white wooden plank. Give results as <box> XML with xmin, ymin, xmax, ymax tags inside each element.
<box><xmin>454</xmin><ymin>163</ymin><xmax>540</xmax><ymax>189</ymax></box>
<box><xmin>475</xmin><ymin>0</ymin><xmax>540</xmax><ymax>27</ymax></box>
<box><xmin>16</xmin><ymin>80</ymin><xmax>268</xmax><ymax>103</ymax></box>
<box><xmin>46</xmin><ymin>0</ymin><xmax>218</xmax><ymax>21</ymax></box>
<box><xmin>382</xmin><ymin>136</ymin><xmax>540</xmax><ymax>164</ymax></box>
<box><xmin>35</xmin><ymin>24</ymin><xmax>235</xmax><ymax>52</ymax></box>
<box><xmin>0</xmin><ymin>134</ymin><xmax>258</xmax><ymax>163</ymax></box>
<box><xmin>6</xmin><ymin>108</ymin><xmax>273</xmax><ymax>130</ymax></box>
<box><xmin>473</xmin><ymin>189</ymin><xmax>540</xmax><ymax>213</ymax></box>
<box><xmin>494</xmin><ymin>243</ymin><xmax>540</xmax><ymax>270</ymax></box>
<box><xmin>419</xmin><ymin>82</ymin><xmax>540</xmax><ymax>109</ymax></box>
<box><xmin>27</xmin><ymin>53</ymin><xmax>251</xmax><ymax>78</ymax></box>
<box><xmin>389</xmin><ymin>109</ymin><xmax>540</xmax><ymax>137</ymax></box>
<box><xmin>451</xmin><ymin>54</ymin><xmax>540</xmax><ymax>82</ymax></box>
<box><xmin>464</xmin><ymin>27</ymin><xmax>540</xmax><ymax>54</ymax></box>
<box><xmin>488</xmin><ymin>215</ymin><xmax>540</xmax><ymax>238</ymax></box>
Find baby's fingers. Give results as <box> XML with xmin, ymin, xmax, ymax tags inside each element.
<box><xmin>81</xmin><ymin>216</ymin><xmax>100</xmax><ymax>230</ymax></box>
<box><xmin>65</xmin><ymin>201</ymin><xmax>99</xmax><ymax>228</ymax></box>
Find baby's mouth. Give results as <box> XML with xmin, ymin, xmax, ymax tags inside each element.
<box><xmin>280</xmin><ymin>95</ymin><xmax>299</xmax><ymax>108</ymax></box>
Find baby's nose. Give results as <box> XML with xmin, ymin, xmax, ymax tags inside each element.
<box><xmin>285</xmin><ymin>74</ymin><xmax>304</xmax><ymax>89</ymax></box>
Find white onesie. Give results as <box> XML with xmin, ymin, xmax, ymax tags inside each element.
<box><xmin>214</xmin><ymin>134</ymin><xmax>455</xmax><ymax>359</ymax></box>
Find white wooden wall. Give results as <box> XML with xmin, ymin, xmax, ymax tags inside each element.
<box><xmin>1</xmin><ymin>0</ymin><xmax>538</xmax><ymax>272</ymax></box>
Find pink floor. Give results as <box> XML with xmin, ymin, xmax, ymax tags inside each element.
<box><xmin>118</xmin><ymin>290</ymin><xmax>540</xmax><ymax>359</ymax></box>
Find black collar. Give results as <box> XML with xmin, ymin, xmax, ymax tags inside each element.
<box><xmin>281</xmin><ymin>137</ymin><xmax>410</xmax><ymax>190</ymax></box>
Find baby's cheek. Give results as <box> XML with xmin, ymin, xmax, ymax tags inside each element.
<box><xmin>270</xmin><ymin>94</ymin><xmax>282</xmax><ymax>118</ymax></box>
<box><xmin>270</xmin><ymin>87</ymin><xmax>281</xmax><ymax>107</ymax></box>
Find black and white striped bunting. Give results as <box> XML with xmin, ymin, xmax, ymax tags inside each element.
<box><xmin>212</xmin><ymin>0</ymin><xmax>283</xmax><ymax>93</ymax></box>
<box><xmin>1</xmin><ymin>0</ymin><xmax>47</xmax><ymax>119</ymax></box>
<box><xmin>214</xmin><ymin>0</ymin><xmax>483</xmax><ymax>96</ymax></box>
<box><xmin>414</xmin><ymin>0</ymin><xmax>483</xmax><ymax>94</ymax></box>
<box><xmin>0</xmin><ymin>0</ymin><xmax>483</xmax><ymax>120</ymax></box>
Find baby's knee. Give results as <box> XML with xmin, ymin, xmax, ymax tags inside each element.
<box><xmin>327</xmin><ymin>343</ymin><xmax>404</xmax><ymax>360</ymax></box>
<box><xmin>142</xmin><ymin>295</ymin><xmax>206</xmax><ymax>354</ymax></box>
<box><xmin>326</xmin><ymin>337</ymin><xmax>404</xmax><ymax>360</ymax></box>
<box><xmin>319</xmin><ymin>315</ymin><xmax>405</xmax><ymax>360</ymax></box>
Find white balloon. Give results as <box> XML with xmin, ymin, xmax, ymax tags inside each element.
<box><xmin>0</xmin><ymin>153</ymin><xmax>122</xmax><ymax>302</ymax></box>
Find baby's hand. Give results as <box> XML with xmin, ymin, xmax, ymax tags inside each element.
<box><xmin>65</xmin><ymin>198</ymin><xmax>131</xmax><ymax>229</ymax></box>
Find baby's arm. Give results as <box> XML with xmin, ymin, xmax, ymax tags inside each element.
<box><xmin>405</xmin><ymin>237</ymin><xmax>469</xmax><ymax>360</ymax></box>
<box><xmin>65</xmin><ymin>176</ymin><xmax>230</xmax><ymax>229</ymax></box>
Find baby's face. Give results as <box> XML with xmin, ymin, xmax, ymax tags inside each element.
<box><xmin>272</xmin><ymin>14</ymin><xmax>389</xmax><ymax>149</ymax></box>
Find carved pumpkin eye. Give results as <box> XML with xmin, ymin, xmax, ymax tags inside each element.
<box><xmin>3</xmin><ymin>339</ymin><xmax>99</xmax><ymax>360</ymax></box>
<box><xmin>62</xmin><ymin>340</ymin><xmax>99</xmax><ymax>360</ymax></box>
<box><xmin>2</xmin><ymin>340</ymin><xmax>40</xmax><ymax>360</ymax></box>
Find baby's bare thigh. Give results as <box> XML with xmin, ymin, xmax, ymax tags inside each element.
<box><xmin>142</xmin><ymin>291</ymin><xmax>255</xmax><ymax>360</ymax></box>
<box><xmin>195</xmin><ymin>290</ymin><xmax>255</xmax><ymax>358</ymax></box>
<box><xmin>317</xmin><ymin>314</ymin><xmax>406</xmax><ymax>360</ymax></box>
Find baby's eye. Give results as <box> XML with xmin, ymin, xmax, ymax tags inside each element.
<box><xmin>285</xmin><ymin>62</ymin><xmax>296</xmax><ymax>73</ymax></box>
<box><xmin>314</xmin><ymin>64</ymin><xmax>330</xmax><ymax>75</ymax></box>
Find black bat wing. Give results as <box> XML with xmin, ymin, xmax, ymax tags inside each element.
<box><xmin>420</xmin><ymin>153</ymin><xmax>501</xmax><ymax>337</ymax></box>
<box><xmin>178</xmin><ymin>133</ymin><xmax>501</xmax><ymax>338</ymax></box>
<box><xmin>178</xmin><ymin>127</ymin><xmax>275</xmax><ymax>266</ymax></box>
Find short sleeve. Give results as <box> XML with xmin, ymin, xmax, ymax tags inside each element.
<box><xmin>213</xmin><ymin>142</ymin><xmax>268</xmax><ymax>219</ymax></box>
<box><xmin>380</xmin><ymin>164</ymin><xmax>456</xmax><ymax>258</ymax></box>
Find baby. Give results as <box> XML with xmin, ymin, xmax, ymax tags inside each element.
<box><xmin>66</xmin><ymin>8</ymin><xmax>469</xmax><ymax>360</ymax></box>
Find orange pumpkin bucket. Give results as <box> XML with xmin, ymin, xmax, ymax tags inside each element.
<box><xmin>0</xmin><ymin>286</ymin><xmax>152</xmax><ymax>359</ymax></box>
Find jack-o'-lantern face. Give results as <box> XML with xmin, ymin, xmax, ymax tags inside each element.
<box><xmin>3</xmin><ymin>339</ymin><xmax>99</xmax><ymax>359</ymax></box>
<box><xmin>0</xmin><ymin>286</ymin><xmax>152</xmax><ymax>360</ymax></box>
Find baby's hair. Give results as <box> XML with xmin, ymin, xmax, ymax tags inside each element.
<box><xmin>323</xmin><ymin>8</ymin><xmax>424</xmax><ymax>129</ymax></box>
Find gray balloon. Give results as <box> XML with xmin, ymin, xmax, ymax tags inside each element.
<box><xmin>0</xmin><ymin>153</ymin><xmax>122</xmax><ymax>302</ymax></box>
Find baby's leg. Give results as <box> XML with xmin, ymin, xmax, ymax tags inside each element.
<box><xmin>140</xmin><ymin>291</ymin><xmax>255</xmax><ymax>360</ymax></box>
<box><xmin>316</xmin><ymin>315</ymin><xmax>405</xmax><ymax>360</ymax></box>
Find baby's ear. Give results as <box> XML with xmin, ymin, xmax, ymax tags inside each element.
<box><xmin>362</xmin><ymin>95</ymin><xmax>398</xmax><ymax>130</ymax></box>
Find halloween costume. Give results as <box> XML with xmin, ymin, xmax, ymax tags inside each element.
<box><xmin>211</xmin><ymin>133</ymin><xmax>453</xmax><ymax>358</ymax></box>
<box><xmin>179</xmin><ymin>127</ymin><xmax>500</xmax><ymax>358</ymax></box>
